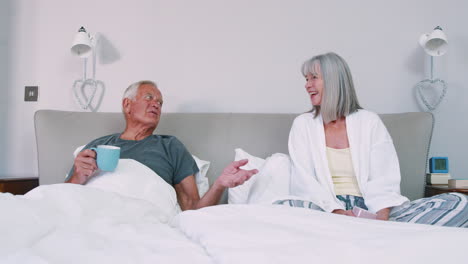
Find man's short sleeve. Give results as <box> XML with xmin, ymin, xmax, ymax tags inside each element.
<box><xmin>169</xmin><ymin>137</ymin><xmax>199</xmax><ymax>185</ymax></box>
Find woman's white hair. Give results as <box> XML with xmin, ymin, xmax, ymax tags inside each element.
<box><xmin>301</xmin><ymin>52</ymin><xmax>362</xmax><ymax>123</ymax></box>
<box><xmin>123</xmin><ymin>80</ymin><xmax>157</xmax><ymax>100</ymax></box>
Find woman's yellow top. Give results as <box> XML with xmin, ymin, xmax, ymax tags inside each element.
<box><xmin>326</xmin><ymin>147</ymin><xmax>362</xmax><ymax>197</ymax></box>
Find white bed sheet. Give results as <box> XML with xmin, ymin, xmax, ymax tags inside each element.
<box><xmin>172</xmin><ymin>204</ymin><xmax>468</xmax><ymax>264</ymax></box>
<box><xmin>0</xmin><ymin>184</ymin><xmax>213</xmax><ymax>264</ymax></box>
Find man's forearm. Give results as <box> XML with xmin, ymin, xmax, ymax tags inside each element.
<box><xmin>177</xmin><ymin>159</ymin><xmax>257</xmax><ymax>210</ymax></box>
<box><xmin>195</xmin><ymin>181</ymin><xmax>225</xmax><ymax>209</ymax></box>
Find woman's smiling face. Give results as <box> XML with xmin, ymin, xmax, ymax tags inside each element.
<box><xmin>304</xmin><ymin>65</ymin><xmax>324</xmax><ymax>106</ymax></box>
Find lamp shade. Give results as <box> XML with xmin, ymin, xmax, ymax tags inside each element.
<box><xmin>419</xmin><ymin>26</ymin><xmax>448</xmax><ymax>56</ymax></box>
<box><xmin>71</xmin><ymin>26</ymin><xmax>92</xmax><ymax>58</ymax></box>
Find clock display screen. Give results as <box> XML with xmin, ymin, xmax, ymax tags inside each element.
<box><xmin>435</xmin><ymin>159</ymin><xmax>447</xmax><ymax>170</ymax></box>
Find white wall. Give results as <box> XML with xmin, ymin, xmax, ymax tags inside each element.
<box><xmin>0</xmin><ymin>0</ymin><xmax>13</xmax><ymax>177</ymax></box>
<box><xmin>1</xmin><ymin>0</ymin><xmax>467</xmax><ymax>179</ymax></box>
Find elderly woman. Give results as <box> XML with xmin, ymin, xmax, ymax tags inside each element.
<box><xmin>277</xmin><ymin>52</ymin><xmax>467</xmax><ymax>227</ymax></box>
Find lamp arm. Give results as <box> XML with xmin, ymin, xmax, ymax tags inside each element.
<box><xmin>92</xmin><ymin>45</ymin><xmax>97</xmax><ymax>80</ymax></box>
<box><xmin>430</xmin><ymin>56</ymin><xmax>434</xmax><ymax>80</ymax></box>
<box><xmin>89</xmin><ymin>34</ymin><xmax>97</xmax><ymax>80</ymax></box>
<box><xmin>82</xmin><ymin>58</ymin><xmax>87</xmax><ymax>81</ymax></box>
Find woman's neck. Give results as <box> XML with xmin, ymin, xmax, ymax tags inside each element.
<box><xmin>324</xmin><ymin>116</ymin><xmax>349</xmax><ymax>149</ymax></box>
<box><xmin>324</xmin><ymin>116</ymin><xmax>346</xmax><ymax>128</ymax></box>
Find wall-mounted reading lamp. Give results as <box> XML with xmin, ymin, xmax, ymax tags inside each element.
<box><xmin>71</xmin><ymin>26</ymin><xmax>104</xmax><ymax>111</ymax></box>
<box><xmin>415</xmin><ymin>26</ymin><xmax>448</xmax><ymax>112</ymax></box>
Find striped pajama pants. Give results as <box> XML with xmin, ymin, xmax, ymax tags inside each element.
<box><xmin>274</xmin><ymin>193</ymin><xmax>468</xmax><ymax>228</ymax></box>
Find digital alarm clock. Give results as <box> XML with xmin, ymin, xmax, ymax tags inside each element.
<box><xmin>429</xmin><ymin>157</ymin><xmax>449</xmax><ymax>173</ymax></box>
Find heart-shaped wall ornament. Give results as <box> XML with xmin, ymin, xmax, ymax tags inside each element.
<box><xmin>82</xmin><ymin>80</ymin><xmax>105</xmax><ymax>112</ymax></box>
<box><xmin>415</xmin><ymin>78</ymin><xmax>447</xmax><ymax>112</ymax></box>
<box><xmin>73</xmin><ymin>79</ymin><xmax>101</xmax><ymax>110</ymax></box>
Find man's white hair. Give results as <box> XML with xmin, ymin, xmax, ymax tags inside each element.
<box><xmin>123</xmin><ymin>80</ymin><xmax>157</xmax><ymax>100</ymax></box>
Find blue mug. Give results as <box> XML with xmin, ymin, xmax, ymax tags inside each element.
<box><xmin>90</xmin><ymin>145</ymin><xmax>120</xmax><ymax>171</ymax></box>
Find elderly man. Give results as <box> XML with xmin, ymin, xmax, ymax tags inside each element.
<box><xmin>66</xmin><ymin>80</ymin><xmax>257</xmax><ymax>210</ymax></box>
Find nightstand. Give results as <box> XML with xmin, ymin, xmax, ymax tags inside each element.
<box><xmin>0</xmin><ymin>177</ymin><xmax>39</xmax><ymax>195</ymax></box>
<box><xmin>424</xmin><ymin>185</ymin><xmax>468</xmax><ymax>197</ymax></box>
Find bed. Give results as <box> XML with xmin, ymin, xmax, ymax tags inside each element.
<box><xmin>1</xmin><ymin>110</ymin><xmax>466</xmax><ymax>264</ymax></box>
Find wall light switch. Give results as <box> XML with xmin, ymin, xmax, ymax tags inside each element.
<box><xmin>24</xmin><ymin>86</ymin><xmax>38</xmax><ymax>102</ymax></box>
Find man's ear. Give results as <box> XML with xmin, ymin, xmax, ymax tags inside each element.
<box><xmin>122</xmin><ymin>98</ymin><xmax>131</xmax><ymax>114</ymax></box>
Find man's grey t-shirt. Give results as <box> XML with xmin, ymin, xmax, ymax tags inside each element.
<box><xmin>69</xmin><ymin>134</ymin><xmax>199</xmax><ymax>185</ymax></box>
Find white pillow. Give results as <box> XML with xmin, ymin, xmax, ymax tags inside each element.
<box><xmin>85</xmin><ymin>159</ymin><xmax>180</xmax><ymax>221</ymax></box>
<box><xmin>72</xmin><ymin>145</ymin><xmax>210</xmax><ymax>197</ymax></box>
<box><xmin>192</xmin><ymin>155</ymin><xmax>210</xmax><ymax>197</ymax></box>
<box><xmin>228</xmin><ymin>148</ymin><xmax>291</xmax><ymax>204</ymax></box>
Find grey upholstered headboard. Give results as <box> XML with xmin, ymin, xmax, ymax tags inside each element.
<box><xmin>34</xmin><ymin>110</ymin><xmax>433</xmax><ymax>202</ymax></box>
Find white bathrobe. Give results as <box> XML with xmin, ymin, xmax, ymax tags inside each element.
<box><xmin>289</xmin><ymin>109</ymin><xmax>409</xmax><ymax>213</ymax></box>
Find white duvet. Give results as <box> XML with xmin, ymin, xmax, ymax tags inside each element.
<box><xmin>0</xmin><ymin>184</ymin><xmax>212</xmax><ymax>264</ymax></box>
<box><xmin>1</xmin><ymin>184</ymin><xmax>467</xmax><ymax>264</ymax></box>
<box><xmin>173</xmin><ymin>204</ymin><xmax>468</xmax><ymax>264</ymax></box>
